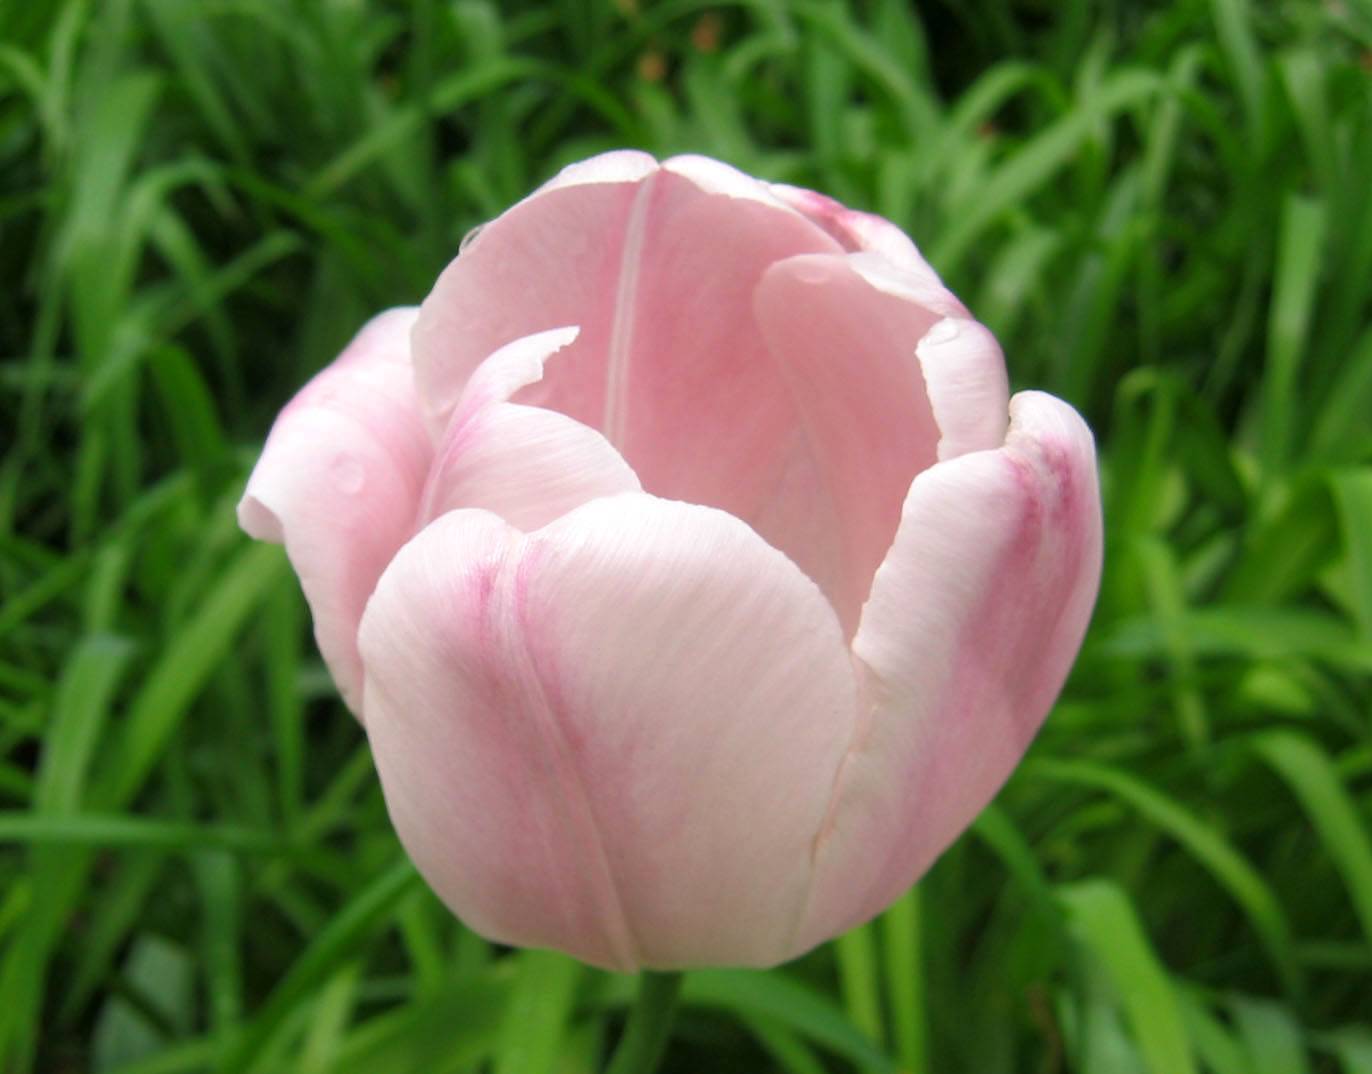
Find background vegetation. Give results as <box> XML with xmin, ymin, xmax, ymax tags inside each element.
<box><xmin>2</xmin><ymin>0</ymin><xmax>1371</xmax><ymax>1071</ymax></box>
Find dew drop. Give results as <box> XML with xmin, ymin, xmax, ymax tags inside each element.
<box><xmin>459</xmin><ymin>223</ymin><xmax>486</xmax><ymax>255</ymax></box>
<box><xmin>921</xmin><ymin>318</ymin><xmax>962</xmax><ymax>347</ymax></box>
<box><xmin>792</xmin><ymin>261</ymin><xmax>832</xmax><ymax>286</ymax></box>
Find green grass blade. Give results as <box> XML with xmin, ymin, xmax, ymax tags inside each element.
<box><xmin>492</xmin><ymin>949</ymin><xmax>581</xmax><ymax>1074</ymax></box>
<box><xmin>218</xmin><ymin>860</ymin><xmax>419</xmax><ymax>1074</ymax></box>
<box><xmin>932</xmin><ymin>70</ymin><xmax>1159</xmax><ymax>273</ymax></box>
<box><xmin>35</xmin><ymin>635</ymin><xmax>134</xmax><ymax>814</ymax></box>
<box><xmin>0</xmin><ymin>813</ymin><xmax>285</xmax><ymax>853</ymax></box>
<box><xmin>879</xmin><ymin>886</ymin><xmax>926</xmax><ymax>1074</ymax></box>
<box><xmin>1330</xmin><ymin>471</ymin><xmax>1372</xmax><ymax>639</ymax></box>
<box><xmin>683</xmin><ymin>970</ymin><xmax>898</xmax><ymax>1073</ymax></box>
<box><xmin>1058</xmin><ymin>880</ymin><xmax>1197</xmax><ymax>1074</ymax></box>
<box><xmin>834</xmin><ymin>923</ymin><xmax>885</xmax><ymax>1048</ymax></box>
<box><xmin>1231</xmin><ymin>996</ymin><xmax>1311</xmax><ymax>1074</ymax></box>
<box><xmin>1261</xmin><ymin>195</ymin><xmax>1326</xmax><ymax>476</ymax></box>
<box><xmin>1252</xmin><ymin>732</ymin><xmax>1372</xmax><ymax>949</ymax></box>
<box><xmin>96</xmin><ymin>541</ymin><xmax>287</xmax><ymax>809</ymax></box>
<box><xmin>1329</xmin><ymin>1029</ymin><xmax>1372</xmax><ymax>1074</ymax></box>
<box><xmin>1029</xmin><ymin>757</ymin><xmax>1302</xmax><ymax>998</ymax></box>
<box><xmin>1209</xmin><ymin>0</ymin><xmax>1269</xmax><ymax>147</ymax></box>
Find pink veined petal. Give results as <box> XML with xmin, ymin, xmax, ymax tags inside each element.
<box><xmin>753</xmin><ymin>252</ymin><xmax>1010</xmax><ymax>635</ymax></box>
<box><xmin>566</xmin><ymin>162</ymin><xmax>840</xmax><ymax>555</ymax></box>
<box><xmin>916</xmin><ymin>317</ymin><xmax>1011</xmax><ymax>461</ymax></box>
<box><xmin>794</xmin><ymin>391</ymin><xmax>1103</xmax><ymax>949</ymax></box>
<box><xmin>358</xmin><ymin>494</ymin><xmax>859</xmax><ymax>971</ymax></box>
<box><xmin>752</xmin><ymin>252</ymin><xmax>941</xmax><ymax>634</ymax></box>
<box><xmin>412</xmin><ymin>161</ymin><xmax>651</xmax><ymax>434</ymax></box>
<box><xmin>769</xmin><ymin>184</ymin><xmax>967</xmax><ymax>319</ymax></box>
<box><xmin>455</xmin><ymin>152</ymin><xmax>659</xmax><ymax>266</ymax></box>
<box><xmin>418</xmin><ymin>327</ymin><xmax>641</xmax><ymax>531</ymax></box>
<box><xmin>412</xmin><ymin>154</ymin><xmax>875</xmax><ymax>617</ymax></box>
<box><xmin>237</xmin><ymin>308</ymin><xmax>430</xmax><ymax>716</ymax></box>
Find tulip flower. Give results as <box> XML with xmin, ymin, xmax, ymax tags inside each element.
<box><xmin>239</xmin><ymin>151</ymin><xmax>1101</xmax><ymax>974</ymax></box>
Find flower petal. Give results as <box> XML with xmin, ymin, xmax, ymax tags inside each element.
<box><xmin>412</xmin><ymin>153</ymin><xmax>858</xmax><ymax>604</ymax></box>
<box><xmin>795</xmin><ymin>391</ymin><xmax>1102</xmax><ymax>948</ymax></box>
<box><xmin>662</xmin><ymin>154</ymin><xmax>800</xmax><ymax>210</ymax></box>
<box><xmin>450</xmin><ymin>325</ymin><xmax>582</xmax><ymax>410</ymax></box>
<box><xmin>752</xmin><ymin>253</ymin><xmax>941</xmax><ymax>633</ymax></box>
<box><xmin>237</xmin><ymin>308</ymin><xmax>430</xmax><ymax>715</ymax></box>
<box><xmin>358</xmin><ymin>494</ymin><xmax>859</xmax><ymax>970</ymax></box>
<box><xmin>418</xmin><ymin>328</ymin><xmax>641</xmax><ymax>530</ymax></box>
<box><xmin>413</xmin><ymin>154</ymin><xmax>657</xmax><ymax>433</ymax></box>
<box><xmin>916</xmin><ymin>317</ymin><xmax>1010</xmax><ymax>461</ymax></box>
<box><xmin>534</xmin><ymin>148</ymin><xmax>659</xmax><ymax>193</ymax></box>
<box><xmin>769</xmin><ymin>184</ymin><xmax>966</xmax><ymax>319</ymax></box>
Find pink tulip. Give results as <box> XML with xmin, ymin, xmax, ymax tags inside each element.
<box><xmin>239</xmin><ymin>151</ymin><xmax>1102</xmax><ymax>971</ymax></box>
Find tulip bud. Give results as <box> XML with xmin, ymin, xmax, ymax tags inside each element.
<box><xmin>240</xmin><ymin>152</ymin><xmax>1102</xmax><ymax>970</ymax></box>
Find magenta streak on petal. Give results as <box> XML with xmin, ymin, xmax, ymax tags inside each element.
<box><xmin>836</xmin><ymin>435</ymin><xmax>1092</xmax><ymax>938</ymax></box>
<box><xmin>874</xmin><ymin>462</ymin><xmax>1065</xmax><ymax>865</ymax></box>
<box><xmin>486</xmin><ymin>540</ymin><xmax>643</xmax><ymax>969</ymax></box>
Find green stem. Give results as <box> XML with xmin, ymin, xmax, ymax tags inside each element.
<box><xmin>604</xmin><ymin>972</ymin><xmax>684</xmax><ymax>1074</ymax></box>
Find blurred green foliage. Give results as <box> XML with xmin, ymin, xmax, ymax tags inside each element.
<box><xmin>1</xmin><ymin>0</ymin><xmax>1371</xmax><ymax>1071</ymax></box>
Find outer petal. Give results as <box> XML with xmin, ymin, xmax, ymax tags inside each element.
<box><xmin>662</xmin><ymin>154</ymin><xmax>802</xmax><ymax>210</ymax></box>
<box><xmin>795</xmin><ymin>392</ymin><xmax>1102</xmax><ymax>949</ymax></box>
<box><xmin>534</xmin><ymin>148</ymin><xmax>658</xmax><ymax>192</ymax></box>
<box><xmin>769</xmin><ymin>184</ymin><xmax>966</xmax><ymax>319</ymax></box>
<box><xmin>417</xmin><ymin>327</ymin><xmax>641</xmax><ymax>531</ymax></box>
<box><xmin>237</xmin><ymin>308</ymin><xmax>429</xmax><ymax>715</ymax></box>
<box><xmin>358</xmin><ymin>495</ymin><xmax>859</xmax><ymax>971</ymax></box>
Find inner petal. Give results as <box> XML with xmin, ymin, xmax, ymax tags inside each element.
<box><xmin>519</xmin><ymin>166</ymin><xmax>844</xmax><ymax>524</ymax></box>
<box><xmin>417</xmin><ymin>328</ymin><xmax>641</xmax><ymax>533</ymax></box>
<box><xmin>753</xmin><ymin>254</ymin><xmax>942</xmax><ymax>632</ymax></box>
<box><xmin>413</xmin><ymin>158</ymin><xmax>944</xmax><ymax>629</ymax></box>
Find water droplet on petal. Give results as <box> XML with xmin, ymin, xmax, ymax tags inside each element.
<box><xmin>922</xmin><ymin>318</ymin><xmax>962</xmax><ymax>347</ymax></box>
<box><xmin>792</xmin><ymin>261</ymin><xmax>832</xmax><ymax>286</ymax></box>
<box><xmin>460</xmin><ymin>223</ymin><xmax>486</xmax><ymax>255</ymax></box>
